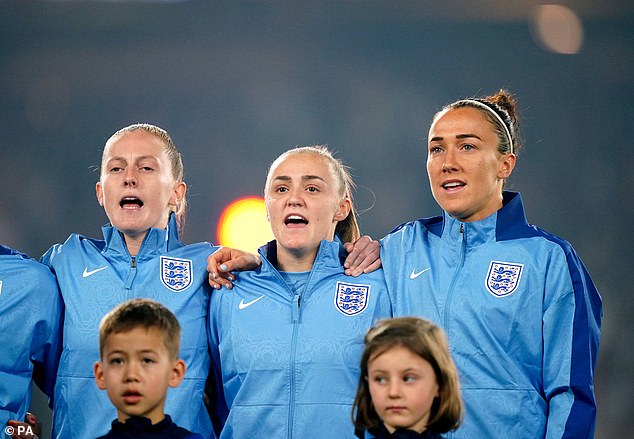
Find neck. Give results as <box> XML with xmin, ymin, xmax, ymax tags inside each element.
<box><xmin>276</xmin><ymin>247</ymin><xmax>317</xmax><ymax>272</ymax></box>
<box><xmin>123</xmin><ymin>231</ymin><xmax>148</xmax><ymax>257</ymax></box>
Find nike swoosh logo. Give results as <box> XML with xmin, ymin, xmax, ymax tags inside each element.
<box><xmin>238</xmin><ymin>295</ymin><xmax>265</xmax><ymax>310</ymax></box>
<box><xmin>409</xmin><ymin>267</ymin><xmax>430</xmax><ymax>280</ymax></box>
<box><xmin>82</xmin><ymin>266</ymin><xmax>108</xmax><ymax>278</ymax></box>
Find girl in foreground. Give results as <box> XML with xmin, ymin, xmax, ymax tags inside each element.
<box><xmin>353</xmin><ymin>317</ymin><xmax>462</xmax><ymax>438</ymax></box>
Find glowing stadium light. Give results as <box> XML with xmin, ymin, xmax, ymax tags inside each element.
<box><xmin>216</xmin><ymin>196</ymin><xmax>273</xmax><ymax>253</ymax></box>
<box><xmin>531</xmin><ymin>4</ymin><xmax>584</xmax><ymax>54</ymax></box>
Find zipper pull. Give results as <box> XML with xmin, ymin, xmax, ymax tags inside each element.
<box><xmin>124</xmin><ymin>257</ymin><xmax>137</xmax><ymax>289</ymax></box>
<box><xmin>292</xmin><ymin>294</ymin><xmax>301</xmax><ymax>323</ymax></box>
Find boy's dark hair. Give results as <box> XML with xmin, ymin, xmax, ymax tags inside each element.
<box><xmin>352</xmin><ymin>317</ymin><xmax>463</xmax><ymax>436</ymax></box>
<box><xmin>98</xmin><ymin>298</ymin><xmax>181</xmax><ymax>359</ymax></box>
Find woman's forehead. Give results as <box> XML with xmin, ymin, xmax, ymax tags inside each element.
<box><xmin>103</xmin><ymin>131</ymin><xmax>167</xmax><ymax>159</ymax></box>
<box><xmin>270</xmin><ymin>152</ymin><xmax>333</xmax><ymax>177</ymax></box>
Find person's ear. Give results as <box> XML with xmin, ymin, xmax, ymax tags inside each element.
<box><xmin>498</xmin><ymin>153</ymin><xmax>516</xmax><ymax>179</ymax></box>
<box><xmin>168</xmin><ymin>359</ymin><xmax>187</xmax><ymax>388</ymax></box>
<box><xmin>169</xmin><ymin>181</ymin><xmax>187</xmax><ymax>210</ymax></box>
<box><xmin>94</xmin><ymin>361</ymin><xmax>107</xmax><ymax>390</ymax></box>
<box><xmin>334</xmin><ymin>198</ymin><xmax>351</xmax><ymax>222</ymax></box>
<box><xmin>96</xmin><ymin>182</ymin><xmax>104</xmax><ymax>206</ymax></box>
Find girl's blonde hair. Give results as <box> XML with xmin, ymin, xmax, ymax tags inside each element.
<box><xmin>353</xmin><ymin>317</ymin><xmax>463</xmax><ymax>435</ymax></box>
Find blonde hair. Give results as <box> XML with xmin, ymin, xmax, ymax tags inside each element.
<box><xmin>264</xmin><ymin>145</ymin><xmax>360</xmax><ymax>243</ymax></box>
<box><xmin>353</xmin><ymin>317</ymin><xmax>463</xmax><ymax>435</ymax></box>
<box><xmin>102</xmin><ymin>123</ymin><xmax>187</xmax><ymax>233</ymax></box>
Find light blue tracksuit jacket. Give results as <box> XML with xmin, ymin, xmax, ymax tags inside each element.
<box><xmin>380</xmin><ymin>191</ymin><xmax>602</xmax><ymax>439</ymax></box>
<box><xmin>0</xmin><ymin>245</ymin><xmax>62</xmax><ymax>439</ymax></box>
<box><xmin>208</xmin><ymin>239</ymin><xmax>392</xmax><ymax>439</ymax></box>
<box><xmin>42</xmin><ymin>216</ymin><xmax>216</xmax><ymax>439</ymax></box>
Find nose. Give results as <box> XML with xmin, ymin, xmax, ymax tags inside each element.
<box><xmin>124</xmin><ymin>168</ymin><xmax>138</xmax><ymax>187</ymax></box>
<box><xmin>387</xmin><ymin>380</ymin><xmax>401</xmax><ymax>398</ymax></box>
<box><xmin>124</xmin><ymin>361</ymin><xmax>140</xmax><ymax>382</ymax></box>
<box><xmin>441</xmin><ymin>148</ymin><xmax>458</xmax><ymax>173</ymax></box>
<box><xmin>286</xmin><ymin>186</ymin><xmax>304</xmax><ymax>206</ymax></box>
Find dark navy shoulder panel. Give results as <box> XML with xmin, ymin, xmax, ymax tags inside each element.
<box><xmin>0</xmin><ymin>244</ymin><xmax>28</xmax><ymax>258</ymax></box>
<box><xmin>389</xmin><ymin>215</ymin><xmax>444</xmax><ymax>237</ymax></box>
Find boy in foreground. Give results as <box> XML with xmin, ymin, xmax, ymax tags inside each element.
<box><xmin>94</xmin><ymin>298</ymin><xmax>204</xmax><ymax>439</ymax></box>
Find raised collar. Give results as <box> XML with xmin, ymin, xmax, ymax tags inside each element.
<box><xmin>100</xmin><ymin>214</ymin><xmax>183</xmax><ymax>261</ymax></box>
<box><xmin>435</xmin><ymin>191</ymin><xmax>533</xmax><ymax>246</ymax></box>
<box><xmin>258</xmin><ymin>237</ymin><xmax>346</xmax><ymax>272</ymax></box>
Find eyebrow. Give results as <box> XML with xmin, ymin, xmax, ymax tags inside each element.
<box><xmin>272</xmin><ymin>175</ymin><xmax>327</xmax><ymax>183</ymax></box>
<box><xmin>106</xmin><ymin>155</ymin><xmax>159</xmax><ymax>163</ymax></box>
<box><xmin>369</xmin><ymin>366</ymin><xmax>422</xmax><ymax>374</ymax></box>
<box><xmin>429</xmin><ymin>133</ymin><xmax>482</xmax><ymax>142</ymax></box>
<box><xmin>106</xmin><ymin>348</ymin><xmax>159</xmax><ymax>356</ymax></box>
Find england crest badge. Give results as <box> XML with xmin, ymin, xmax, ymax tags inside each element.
<box><xmin>334</xmin><ymin>281</ymin><xmax>370</xmax><ymax>316</ymax></box>
<box><xmin>160</xmin><ymin>256</ymin><xmax>193</xmax><ymax>292</ymax></box>
<box><xmin>485</xmin><ymin>260</ymin><xmax>523</xmax><ymax>297</ymax></box>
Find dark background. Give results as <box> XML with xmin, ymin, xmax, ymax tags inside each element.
<box><xmin>1</xmin><ymin>1</ymin><xmax>631</xmax><ymax>437</ymax></box>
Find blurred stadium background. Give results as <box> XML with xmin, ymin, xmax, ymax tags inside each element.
<box><xmin>1</xmin><ymin>1</ymin><xmax>631</xmax><ymax>436</ymax></box>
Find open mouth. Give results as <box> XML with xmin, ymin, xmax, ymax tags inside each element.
<box><xmin>120</xmin><ymin>197</ymin><xmax>144</xmax><ymax>208</ymax></box>
<box><xmin>284</xmin><ymin>214</ymin><xmax>308</xmax><ymax>225</ymax></box>
<box><xmin>442</xmin><ymin>181</ymin><xmax>465</xmax><ymax>190</ymax></box>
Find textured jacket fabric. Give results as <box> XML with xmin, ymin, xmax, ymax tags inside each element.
<box><xmin>42</xmin><ymin>216</ymin><xmax>215</xmax><ymax>439</ymax></box>
<box><xmin>0</xmin><ymin>245</ymin><xmax>62</xmax><ymax>434</ymax></box>
<box><xmin>380</xmin><ymin>191</ymin><xmax>602</xmax><ymax>439</ymax></box>
<box><xmin>97</xmin><ymin>415</ymin><xmax>205</xmax><ymax>439</ymax></box>
<box><xmin>208</xmin><ymin>239</ymin><xmax>393</xmax><ymax>439</ymax></box>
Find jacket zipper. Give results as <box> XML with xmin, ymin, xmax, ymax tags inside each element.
<box><xmin>443</xmin><ymin>223</ymin><xmax>466</xmax><ymax>330</ymax></box>
<box><xmin>124</xmin><ymin>256</ymin><xmax>137</xmax><ymax>290</ymax></box>
<box><xmin>287</xmin><ymin>292</ymin><xmax>301</xmax><ymax>439</ymax></box>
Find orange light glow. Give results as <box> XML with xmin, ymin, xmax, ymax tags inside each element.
<box><xmin>216</xmin><ymin>196</ymin><xmax>273</xmax><ymax>253</ymax></box>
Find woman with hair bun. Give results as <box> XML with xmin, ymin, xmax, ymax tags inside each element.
<box><xmin>380</xmin><ymin>90</ymin><xmax>602</xmax><ymax>438</ymax></box>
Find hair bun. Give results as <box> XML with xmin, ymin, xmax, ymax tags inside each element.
<box><xmin>485</xmin><ymin>89</ymin><xmax>518</xmax><ymax>124</ymax></box>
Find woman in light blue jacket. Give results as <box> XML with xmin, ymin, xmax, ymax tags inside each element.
<box><xmin>40</xmin><ymin>124</ymin><xmax>258</xmax><ymax>439</ymax></box>
<box><xmin>208</xmin><ymin>146</ymin><xmax>392</xmax><ymax>439</ymax></box>
<box><xmin>380</xmin><ymin>90</ymin><xmax>602</xmax><ymax>438</ymax></box>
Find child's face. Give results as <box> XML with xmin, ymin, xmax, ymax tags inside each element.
<box><xmin>94</xmin><ymin>326</ymin><xmax>185</xmax><ymax>424</ymax></box>
<box><xmin>96</xmin><ymin>130</ymin><xmax>185</xmax><ymax>241</ymax></box>
<box><xmin>367</xmin><ymin>345</ymin><xmax>439</xmax><ymax>434</ymax></box>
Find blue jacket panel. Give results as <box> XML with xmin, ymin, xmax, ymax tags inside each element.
<box><xmin>208</xmin><ymin>239</ymin><xmax>392</xmax><ymax>439</ymax></box>
<box><xmin>380</xmin><ymin>192</ymin><xmax>602</xmax><ymax>439</ymax></box>
<box><xmin>0</xmin><ymin>245</ymin><xmax>62</xmax><ymax>435</ymax></box>
<box><xmin>42</xmin><ymin>216</ymin><xmax>215</xmax><ymax>439</ymax></box>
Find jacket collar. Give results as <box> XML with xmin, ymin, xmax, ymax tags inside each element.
<box><xmin>259</xmin><ymin>237</ymin><xmax>346</xmax><ymax>272</ymax></box>
<box><xmin>253</xmin><ymin>238</ymin><xmax>345</xmax><ymax>301</ymax></box>
<box><xmin>435</xmin><ymin>191</ymin><xmax>531</xmax><ymax>246</ymax></box>
<box><xmin>101</xmin><ymin>214</ymin><xmax>183</xmax><ymax>261</ymax></box>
